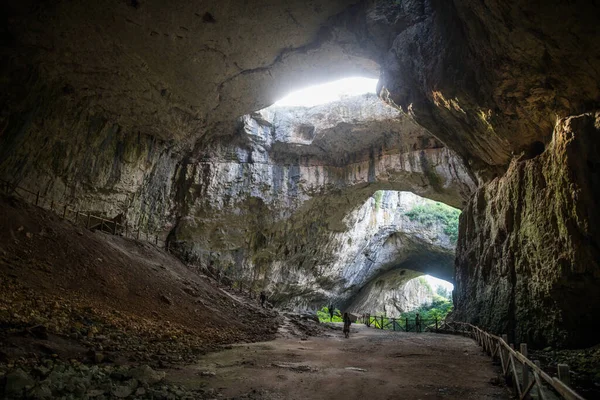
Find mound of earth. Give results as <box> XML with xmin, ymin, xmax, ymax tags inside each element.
<box><xmin>0</xmin><ymin>195</ymin><xmax>279</xmax><ymax>398</ymax></box>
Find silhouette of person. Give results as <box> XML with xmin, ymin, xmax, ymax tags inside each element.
<box><xmin>328</xmin><ymin>304</ymin><xmax>335</xmax><ymax>321</ymax></box>
<box><xmin>260</xmin><ymin>291</ymin><xmax>266</xmax><ymax>308</ymax></box>
<box><xmin>343</xmin><ymin>312</ymin><xmax>352</xmax><ymax>338</ymax></box>
<box><xmin>415</xmin><ymin>312</ymin><xmax>422</xmax><ymax>333</ymax></box>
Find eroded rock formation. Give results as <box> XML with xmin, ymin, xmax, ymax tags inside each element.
<box><xmin>348</xmin><ymin>273</ymin><xmax>434</xmax><ymax>318</ymax></box>
<box><xmin>169</xmin><ymin>100</ymin><xmax>468</xmax><ymax>310</ymax></box>
<box><xmin>454</xmin><ymin>112</ymin><xmax>600</xmax><ymax>348</ymax></box>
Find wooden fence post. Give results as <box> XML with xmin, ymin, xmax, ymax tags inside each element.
<box><xmin>155</xmin><ymin>235</ymin><xmax>158</xmax><ymax>245</ymax></box>
<box><xmin>534</xmin><ymin>360</ymin><xmax>544</xmax><ymax>399</ymax></box>
<box><xmin>75</xmin><ymin>209</ymin><xmax>79</xmax><ymax>223</ymax></box>
<box><xmin>137</xmin><ymin>227</ymin><xmax>140</xmax><ymax>240</ymax></box>
<box><xmin>113</xmin><ymin>222</ymin><xmax>117</xmax><ymax>235</ymax></box>
<box><xmin>557</xmin><ymin>364</ymin><xmax>571</xmax><ymax>386</ymax></box>
<box><xmin>435</xmin><ymin>317</ymin><xmax>438</xmax><ymax>332</ymax></box>
<box><xmin>86</xmin><ymin>213</ymin><xmax>91</xmax><ymax>229</ymax></box>
<box><xmin>35</xmin><ymin>191</ymin><xmax>40</xmax><ymax>206</ymax></box>
<box><xmin>405</xmin><ymin>318</ymin><xmax>408</xmax><ymax>332</ymax></box>
<box><xmin>520</xmin><ymin>343</ymin><xmax>529</xmax><ymax>397</ymax></box>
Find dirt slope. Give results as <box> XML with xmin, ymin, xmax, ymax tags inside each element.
<box><xmin>0</xmin><ymin>194</ymin><xmax>278</xmax><ymax>366</ymax></box>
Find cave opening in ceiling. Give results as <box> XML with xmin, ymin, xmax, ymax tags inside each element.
<box><xmin>272</xmin><ymin>77</ymin><xmax>379</xmax><ymax>107</ymax></box>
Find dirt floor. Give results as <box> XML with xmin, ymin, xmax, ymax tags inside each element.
<box><xmin>167</xmin><ymin>324</ymin><xmax>511</xmax><ymax>400</ymax></box>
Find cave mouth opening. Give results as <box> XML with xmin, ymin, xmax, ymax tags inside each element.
<box><xmin>420</xmin><ymin>274</ymin><xmax>454</xmax><ymax>299</ymax></box>
<box><xmin>336</xmin><ymin>191</ymin><xmax>460</xmax><ymax>319</ymax></box>
<box><xmin>271</xmin><ymin>77</ymin><xmax>379</xmax><ymax>107</ymax></box>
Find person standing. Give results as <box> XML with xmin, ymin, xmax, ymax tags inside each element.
<box><xmin>260</xmin><ymin>291</ymin><xmax>266</xmax><ymax>308</ymax></box>
<box><xmin>328</xmin><ymin>304</ymin><xmax>335</xmax><ymax>321</ymax></box>
<box><xmin>415</xmin><ymin>312</ymin><xmax>422</xmax><ymax>333</ymax></box>
<box><xmin>343</xmin><ymin>312</ymin><xmax>352</xmax><ymax>338</ymax></box>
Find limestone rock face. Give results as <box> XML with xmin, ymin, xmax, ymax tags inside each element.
<box><xmin>168</xmin><ymin>98</ymin><xmax>471</xmax><ymax>310</ymax></box>
<box><xmin>347</xmin><ymin>274</ymin><xmax>434</xmax><ymax>318</ymax></box>
<box><xmin>378</xmin><ymin>0</ymin><xmax>600</xmax><ymax>178</ymax></box>
<box><xmin>454</xmin><ymin>112</ymin><xmax>600</xmax><ymax>348</ymax></box>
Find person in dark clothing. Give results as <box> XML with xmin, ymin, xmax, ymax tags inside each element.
<box><xmin>415</xmin><ymin>312</ymin><xmax>422</xmax><ymax>333</ymax></box>
<box><xmin>260</xmin><ymin>291</ymin><xmax>266</xmax><ymax>308</ymax></box>
<box><xmin>328</xmin><ymin>304</ymin><xmax>335</xmax><ymax>321</ymax></box>
<box><xmin>343</xmin><ymin>312</ymin><xmax>352</xmax><ymax>338</ymax></box>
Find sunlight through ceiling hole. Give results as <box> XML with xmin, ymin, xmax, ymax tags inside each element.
<box><xmin>424</xmin><ymin>275</ymin><xmax>454</xmax><ymax>292</ymax></box>
<box><xmin>273</xmin><ymin>77</ymin><xmax>378</xmax><ymax>107</ymax></box>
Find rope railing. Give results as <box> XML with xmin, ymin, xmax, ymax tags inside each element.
<box><xmin>446</xmin><ymin>321</ymin><xmax>586</xmax><ymax>400</ymax></box>
<box><xmin>0</xmin><ymin>178</ymin><xmax>165</xmax><ymax>249</ymax></box>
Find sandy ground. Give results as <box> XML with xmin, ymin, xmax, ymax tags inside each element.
<box><xmin>167</xmin><ymin>324</ymin><xmax>511</xmax><ymax>400</ymax></box>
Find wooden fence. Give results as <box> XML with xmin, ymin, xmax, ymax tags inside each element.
<box><xmin>360</xmin><ymin>314</ymin><xmax>440</xmax><ymax>332</ymax></box>
<box><xmin>0</xmin><ymin>179</ymin><xmax>166</xmax><ymax>249</ymax></box>
<box><xmin>441</xmin><ymin>321</ymin><xmax>586</xmax><ymax>400</ymax></box>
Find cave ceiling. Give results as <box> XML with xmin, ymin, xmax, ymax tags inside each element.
<box><xmin>3</xmin><ymin>0</ymin><xmax>598</xmax><ymax>178</ymax></box>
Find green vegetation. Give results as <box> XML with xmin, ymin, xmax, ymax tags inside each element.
<box><xmin>436</xmin><ymin>285</ymin><xmax>452</xmax><ymax>300</ymax></box>
<box><xmin>404</xmin><ymin>201</ymin><xmax>461</xmax><ymax>242</ymax></box>
<box><xmin>401</xmin><ymin>295</ymin><xmax>453</xmax><ymax>322</ymax></box>
<box><xmin>416</xmin><ymin>276</ymin><xmax>433</xmax><ymax>292</ymax></box>
<box><xmin>373</xmin><ymin>190</ymin><xmax>384</xmax><ymax>211</ymax></box>
<box><xmin>317</xmin><ymin>306</ymin><xmax>343</xmax><ymax>323</ymax></box>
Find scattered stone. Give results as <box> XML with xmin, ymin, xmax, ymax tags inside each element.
<box><xmin>26</xmin><ymin>324</ymin><xmax>49</xmax><ymax>340</ymax></box>
<box><xmin>271</xmin><ymin>363</ymin><xmax>316</xmax><ymax>372</ymax></box>
<box><xmin>113</xmin><ymin>384</ymin><xmax>134</xmax><ymax>398</ymax></box>
<box><xmin>27</xmin><ymin>383</ymin><xmax>53</xmax><ymax>399</ymax></box>
<box><xmin>129</xmin><ymin>365</ymin><xmax>166</xmax><ymax>385</ymax></box>
<box><xmin>199</xmin><ymin>371</ymin><xmax>216</xmax><ymax>377</ymax></box>
<box><xmin>90</xmin><ymin>351</ymin><xmax>104</xmax><ymax>364</ymax></box>
<box><xmin>345</xmin><ymin>367</ymin><xmax>367</xmax><ymax>372</ymax></box>
<box><xmin>31</xmin><ymin>366</ymin><xmax>50</xmax><ymax>379</ymax></box>
<box><xmin>87</xmin><ymin>389</ymin><xmax>106</xmax><ymax>397</ymax></box>
<box><xmin>159</xmin><ymin>294</ymin><xmax>173</xmax><ymax>305</ymax></box>
<box><xmin>4</xmin><ymin>369</ymin><xmax>36</xmax><ymax>396</ymax></box>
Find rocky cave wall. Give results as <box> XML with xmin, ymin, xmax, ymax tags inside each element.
<box><xmin>2</xmin><ymin>0</ymin><xmax>600</xmax><ymax>347</ymax></box>
<box><xmin>347</xmin><ymin>271</ymin><xmax>434</xmax><ymax>318</ymax></box>
<box><xmin>170</xmin><ymin>100</ymin><xmax>468</xmax><ymax>310</ymax></box>
<box><xmin>454</xmin><ymin>112</ymin><xmax>600</xmax><ymax>348</ymax></box>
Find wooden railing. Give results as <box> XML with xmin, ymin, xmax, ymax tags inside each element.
<box><xmin>360</xmin><ymin>314</ymin><xmax>440</xmax><ymax>332</ymax></box>
<box><xmin>445</xmin><ymin>322</ymin><xmax>586</xmax><ymax>400</ymax></box>
<box><xmin>0</xmin><ymin>179</ymin><xmax>165</xmax><ymax>249</ymax></box>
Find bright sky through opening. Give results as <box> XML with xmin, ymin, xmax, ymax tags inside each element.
<box><xmin>424</xmin><ymin>275</ymin><xmax>454</xmax><ymax>292</ymax></box>
<box><xmin>273</xmin><ymin>77</ymin><xmax>379</xmax><ymax>107</ymax></box>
